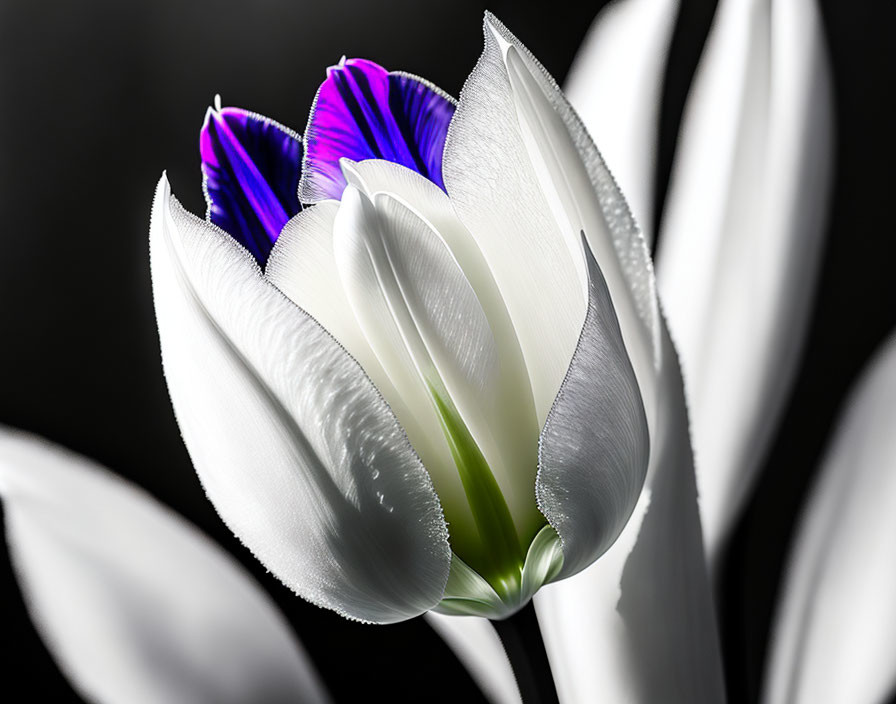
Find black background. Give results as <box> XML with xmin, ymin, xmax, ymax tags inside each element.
<box><xmin>1</xmin><ymin>0</ymin><xmax>894</xmax><ymax>701</ymax></box>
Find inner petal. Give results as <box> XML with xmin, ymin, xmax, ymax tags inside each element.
<box><xmin>332</xmin><ymin>185</ymin><xmax>524</xmax><ymax>587</ymax></box>
<box><xmin>300</xmin><ymin>58</ymin><xmax>456</xmax><ymax>202</ymax></box>
<box><xmin>342</xmin><ymin>160</ymin><xmax>544</xmax><ymax>546</ymax></box>
<box><xmin>200</xmin><ymin>102</ymin><xmax>303</xmax><ymax>264</ymax></box>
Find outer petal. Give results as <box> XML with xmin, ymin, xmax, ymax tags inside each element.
<box><xmin>200</xmin><ymin>105</ymin><xmax>303</xmax><ymax>264</ymax></box>
<box><xmin>299</xmin><ymin>58</ymin><xmax>455</xmax><ymax>201</ymax></box>
<box><xmin>564</xmin><ymin>0</ymin><xmax>679</xmax><ymax>241</ymax></box>
<box><xmin>761</xmin><ymin>333</ymin><xmax>896</xmax><ymax>704</ymax></box>
<box><xmin>425</xmin><ymin>613</ymin><xmax>521</xmax><ymax>704</ymax></box>
<box><xmin>450</xmin><ymin>16</ymin><xmax>724</xmax><ymax>699</ymax></box>
<box><xmin>0</xmin><ymin>427</ymin><xmax>328</xmax><ymax>704</ymax></box>
<box><xmin>535</xmin><ymin>327</ymin><xmax>725</xmax><ymax>703</ymax></box>
<box><xmin>443</xmin><ymin>14</ymin><xmax>661</xmax><ymax>443</ymax></box>
<box><xmin>149</xmin><ymin>174</ymin><xmax>450</xmax><ymax>623</ymax></box>
<box><xmin>537</xmin><ymin>239</ymin><xmax>649</xmax><ymax>578</ymax></box>
<box><xmin>656</xmin><ymin>0</ymin><xmax>834</xmax><ymax>557</ymax></box>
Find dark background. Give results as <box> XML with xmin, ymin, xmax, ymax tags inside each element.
<box><xmin>0</xmin><ymin>0</ymin><xmax>893</xmax><ymax>701</ymax></box>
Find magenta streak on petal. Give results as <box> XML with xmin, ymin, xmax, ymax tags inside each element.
<box><xmin>200</xmin><ymin>106</ymin><xmax>302</xmax><ymax>265</ymax></box>
<box><xmin>301</xmin><ymin>58</ymin><xmax>455</xmax><ymax>201</ymax></box>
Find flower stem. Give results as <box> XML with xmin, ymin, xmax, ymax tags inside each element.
<box><xmin>491</xmin><ymin>601</ymin><xmax>559</xmax><ymax>704</ymax></box>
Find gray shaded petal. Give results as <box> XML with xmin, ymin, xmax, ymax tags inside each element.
<box><xmin>537</xmin><ymin>237</ymin><xmax>649</xmax><ymax>578</ymax></box>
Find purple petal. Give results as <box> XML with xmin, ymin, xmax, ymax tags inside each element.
<box><xmin>300</xmin><ymin>58</ymin><xmax>456</xmax><ymax>201</ymax></box>
<box><xmin>200</xmin><ymin>105</ymin><xmax>303</xmax><ymax>264</ymax></box>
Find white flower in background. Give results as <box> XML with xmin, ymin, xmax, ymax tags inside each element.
<box><xmin>762</xmin><ymin>332</ymin><xmax>896</xmax><ymax>704</ymax></box>
<box><xmin>0</xmin><ymin>427</ymin><xmax>329</xmax><ymax>704</ymax></box>
<box><xmin>567</xmin><ymin>0</ymin><xmax>834</xmax><ymax>561</ymax></box>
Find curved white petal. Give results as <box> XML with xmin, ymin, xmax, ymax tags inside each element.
<box><xmin>537</xmin><ymin>240</ymin><xmax>649</xmax><ymax>578</ymax></box>
<box><xmin>656</xmin><ymin>0</ymin><xmax>834</xmax><ymax>557</ymax></box>
<box><xmin>445</xmin><ymin>13</ymin><xmax>661</xmax><ymax>460</ymax></box>
<box><xmin>535</xmin><ymin>327</ymin><xmax>726</xmax><ymax>703</ymax></box>
<box><xmin>441</xmin><ymin>21</ymin><xmax>585</xmax><ymax>427</ymax></box>
<box><xmin>341</xmin><ymin>162</ymin><xmax>542</xmax><ymax>543</ymax></box>
<box><xmin>0</xmin><ymin>427</ymin><xmax>328</xmax><ymax>704</ymax></box>
<box><xmin>150</xmin><ymin>174</ymin><xmax>450</xmax><ymax>623</ymax></box>
<box><xmin>564</xmin><ymin>0</ymin><xmax>680</xmax><ymax>240</ymax></box>
<box><xmin>425</xmin><ymin>613</ymin><xmax>522</xmax><ymax>704</ymax></box>
<box><xmin>272</xmin><ymin>161</ymin><xmax>544</xmax><ymax>545</ymax></box>
<box><xmin>762</xmin><ymin>333</ymin><xmax>896</xmax><ymax>704</ymax></box>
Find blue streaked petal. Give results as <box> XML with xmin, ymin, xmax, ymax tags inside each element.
<box><xmin>200</xmin><ymin>105</ymin><xmax>303</xmax><ymax>264</ymax></box>
<box><xmin>300</xmin><ymin>58</ymin><xmax>455</xmax><ymax>202</ymax></box>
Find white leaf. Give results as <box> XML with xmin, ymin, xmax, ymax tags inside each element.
<box><xmin>425</xmin><ymin>613</ymin><xmax>522</xmax><ymax>704</ymax></box>
<box><xmin>150</xmin><ymin>174</ymin><xmax>450</xmax><ymax>623</ymax></box>
<box><xmin>762</xmin><ymin>333</ymin><xmax>896</xmax><ymax>704</ymax></box>
<box><xmin>564</xmin><ymin>0</ymin><xmax>679</xmax><ymax>241</ymax></box>
<box><xmin>656</xmin><ymin>0</ymin><xmax>834</xmax><ymax>557</ymax></box>
<box><xmin>0</xmin><ymin>427</ymin><xmax>329</xmax><ymax>704</ymax></box>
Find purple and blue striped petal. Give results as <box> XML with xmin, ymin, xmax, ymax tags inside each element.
<box><xmin>300</xmin><ymin>58</ymin><xmax>456</xmax><ymax>202</ymax></box>
<box><xmin>200</xmin><ymin>106</ymin><xmax>303</xmax><ymax>264</ymax></box>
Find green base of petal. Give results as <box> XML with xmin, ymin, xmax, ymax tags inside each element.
<box><xmin>434</xmin><ymin>524</ymin><xmax>564</xmax><ymax>620</ymax></box>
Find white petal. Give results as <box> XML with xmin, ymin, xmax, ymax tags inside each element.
<box><xmin>535</xmin><ymin>328</ymin><xmax>725</xmax><ymax>703</ymax></box>
<box><xmin>564</xmin><ymin>0</ymin><xmax>679</xmax><ymax>240</ymax></box>
<box><xmin>266</xmin><ymin>201</ymin><xmax>393</xmax><ymax>399</ymax></box>
<box><xmin>656</xmin><ymin>0</ymin><xmax>833</xmax><ymax>557</ymax></box>
<box><xmin>762</xmin><ymin>333</ymin><xmax>896</xmax><ymax>704</ymax></box>
<box><xmin>537</xmin><ymin>239</ymin><xmax>649</xmax><ymax>578</ymax></box>
<box><xmin>445</xmin><ymin>13</ymin><xmax>661</xmax><ymax>454</ymax></box>
<box><xmin>150</xmin><ymin>174</ymin><xmax>450</xmax><ymax>623</ymax></box>
<box><xmin>345</xmin><ymin>161</ymin><xmax>543</xmax><ymax>535</ymax></box>
<box><xmin>0</xmin><ymin>427</ymin><xmax>328</xmax><ymax>704</ymax></box>
<box><xmin>265</xmin><ymin>202</ymin><xmax>444</xmax><ymax>525</ymax></box>
<box><xmin>441</xmin><ymin>20</ymin><xmax>584</xmax><ymax>427</ymax></box>
<box><xmin>329</xmin><ymin>182</ymin><xmax>497</xmax><ymax>551</ymax></box>
<box><xmin>440</xmin><ymin>13</ymin><xmax>726</xmax><ymax>698</ymax></box>
<box><xmin>425</xmin><ymin>613</ymin><xmax>522</xmax><ymax>704</ymax></box>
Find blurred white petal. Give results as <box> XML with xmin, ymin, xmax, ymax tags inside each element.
<box><xmin>150</xmin><ymin>174</ymin><xmax>450</xmax><ymax>623</ymax></box>
<box><xmin>656</xmin><ymin>0</ymin><xmax>833</xmax><ymax>557</ymax></box>
<box><xmin>425</xmin><ymin>613</ymin><xmax>522</xmax><ymax>704</ymax></box>
<box><xmin>762</xmin><ymin>333</ymin><xmax>896</xmax><ymax>704</ymax></box>
<box><xmin>0</xmin><ymin>427</ymin><xmax>328</xmax><ymax>704</ymax></box>
<box><xmin>565</xmin><ymin>0</ymin><xmax>679</xmax><ymax>240</ymax></box>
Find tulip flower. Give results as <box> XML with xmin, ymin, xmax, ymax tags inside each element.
<box><xmin>149</xmin><ymin>10</ymin><xmax>723</xmax><ymax>636</ymax></box>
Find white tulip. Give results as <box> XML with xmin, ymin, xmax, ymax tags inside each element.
<box><xmin>149</xmin><ymin>12</ymin><xmax>716</xmax><ymax>638</ymax></box>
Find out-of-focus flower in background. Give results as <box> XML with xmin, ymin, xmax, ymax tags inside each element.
<box><xmin>0</xmin><ymin>427</ymin><xmax>330</xmax><ymax>704</ymax></box>
<box><xmin>566</xmin><ymin>0</ymin><xmax>834</xmax><ymax>564</ymax></box>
